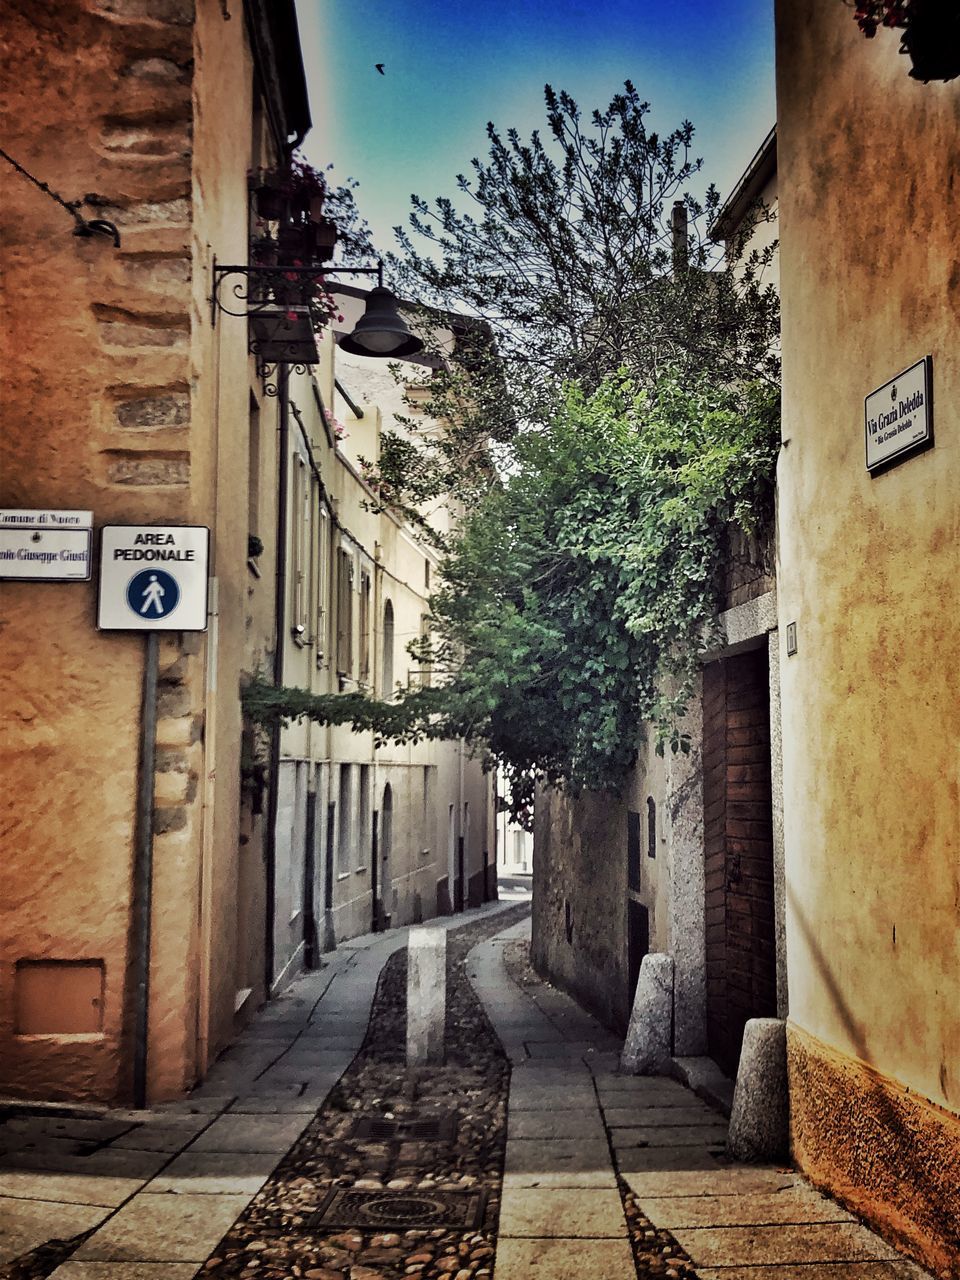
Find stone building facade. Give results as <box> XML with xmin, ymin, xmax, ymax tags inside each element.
<box><xmin>0</xmin><ymin>0</ymin><xmax>493</xmax><ymax>1107</ymax></box>
<box><xmin>0</xmin><ymin>0</ymin><xmax>306</xmax><ymax>1104</ymax></box>
<box><xmin>774</xmin><ymin>2</ymin><xmax>958</xmax><ymax>1272</ymax></box>
<box><xmin>531</xmin><ymin>130</ymin><xmax>782</xmax><ymax>1050</ymax></box>
<box><xmin>264</xmin><ymin>331</ymin><xmax>496</xmax><ymax>989</ymax></box>
<box><xmin>534</xmin><ymin>10</ymin><xmax>960</xmax><ymax>1270</ymax></box>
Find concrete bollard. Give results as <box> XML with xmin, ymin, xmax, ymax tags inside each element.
<box><xmin>621</xmin><ymin>953</ymin><xmax>674</xmax><ymax>1075</ymax></box>
<box><xmin>727</xmin><ymin>1017</ymin><xmax>789</xmax><ymax>1161</ymax></box>
<box><xmin>406</xmin><ymin>926</ymin><xmax>446</xmax><ymax>1065</ymax></box>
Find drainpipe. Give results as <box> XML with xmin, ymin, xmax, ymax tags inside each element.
<box><xmin>131</xmin><ymin>632</ymin><xmax>160</xmax><ymax>1109</ymax></box>
<box><xmin>457</xmin><ymin>737</ymin><xmax>465</xmax><ymax>911</ymax></box>
<box><xmin>263</xmin><ymin>365</ymin><xmax>290</xmax><ymax>994</ymax></box>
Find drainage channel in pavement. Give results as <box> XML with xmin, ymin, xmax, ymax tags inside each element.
<box><xmin>200</xmin><ymin>903</ymin><xmax>531</xmax><ymax>1280</ymax></box>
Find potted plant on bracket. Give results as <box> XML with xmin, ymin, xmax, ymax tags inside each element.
<box><xmin>848</xmin><ymin>0</ymin><xmax>960</xmax><ymax>82</ymax></box>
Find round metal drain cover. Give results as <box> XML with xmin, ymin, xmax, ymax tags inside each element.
<box><xmin>360</xmin><ymin>1193</ymin><xmax>444</xmax><ymax>1224</ymax></box>
<box><xmin>307</xmin><ymin>1186</ymin><xmax>487</xmax><ymax>1232</ymax></box>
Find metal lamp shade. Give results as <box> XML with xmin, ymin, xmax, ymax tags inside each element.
<box><xmin>339</xmin><ymin>287</ymin><xmax>424</xmax><ymax>358</ymax></box>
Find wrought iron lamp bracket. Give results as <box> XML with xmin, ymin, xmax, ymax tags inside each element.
<box><xmin>210</xmin><ymin>259</ymin><xmax>384</xmax><ymax>327</ymax></box>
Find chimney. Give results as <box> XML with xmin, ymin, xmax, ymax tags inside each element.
<box><xmin>670</xmin><ymin>200</ymin><xmax>688</xmax><ymax>272</ymax></box>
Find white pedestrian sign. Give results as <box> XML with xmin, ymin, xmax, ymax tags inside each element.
<box><xmin>98</xmin><ymin>526</ymin><xmax>209</xmax><ymax>631</ymax></box>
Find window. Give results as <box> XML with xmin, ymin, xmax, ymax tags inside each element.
<box><xmin>337</xmin><ymin>764</ymin><xmax>352</xmax><ymax>876</ymax></box>
<box><xmin>421</xmin><ymin>765</ymin><xmax>435</xmax><ymax>856</ymax></box>
<box><xmin>316</xmin><ymin>505</ymin><xmax>330</xmax><ymax>664</ymax></box>
<box><xmin>358</xmin><ymin>765</ymin><xmax>371</xmax><ymax>871</ymax></box>
<box><xmin>336</xmin><ymin>547</ymin><xmax>354</xmax><ymax>675</ymax></box>
<box><xmin>248</xmin><ymin>393</ymin><xmax>261</xmax><ymax>544</ymax></box>
<box><xmin>359</xmin><ymin>569</ymin><xmax>372</xmax><ymax>684</ymax></box>
<box><xmin>424</xmin><ymin>558</ymin><xmax>431</xmax><ymax>589</ymax></box>
<box><xmin>381</xmin><ymin>599</ymin><xmax>394</xmax><ymax>694</ymax></box>
<box><xmin>418</xmin><ymin>613</ymin><xmax>432</xmax><ymax>687</ymax></box>
<box><xmin>627</xmin><ymin>811</ymin><xmax>641</xmax><ymax>890</ymax></box>
<box><xmin>291</xmin><ymin>453</ymin><xmax>310</xmax><ymax>643</ymax></box>
<box><xmin>647</xmin><ymin>796</ymin><xmax>657</xmax><ymax>858</ymax></box>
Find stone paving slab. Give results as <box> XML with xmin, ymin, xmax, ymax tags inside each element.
<box><xmin>693</xmin><ymin>1263</ymin><xmax>932</xmax><ymax>1280</ymax></box>
<box><xmin>504</xmin><ymin>1139</ymin><xmax>613</xmax><ymax>1175</ymax></box>
<box><xmin>594</xmin><ymin>1074</ymin><xmax>692</xmax><ymax>1095</ymax></box>
<box><xmin>71</xmin><ymin>1193</ymin><xmax>251</xmax><ymax>1262</ymax></box>
<box><xmin>507</xmin><ymin>1088</ymin><xmax>598</xmax><ymax>1112</ymax></box>
<box><xmin>187</xmin><ymin>1114</ymin><xmax>310</xmax><ymax>1154</ymax></box>
<box><xmin>52</xmin><ymin>1263</ymin><xmax>201</xmax><ymax>1280</ymax></box>
<box><xmin>109</xmin><ymin>1128</ymin><xmax>202</xmax><ymax>1153</ymax></box>
<box><xmin>507</xmin><ymin>1109</ymin><xmax>607</xmax><ymax>1139</ymax></box>
<box><xmin>524</xmin><ymin>1040</ymin><xmax>604</xmax><ymax>1058</ymax></box>
<box><xmin>603</xmin><ymin>1104</ymin><xmax>724</xmax><ymax>1126</ymax></box>
<box><xmin>611</xmin><ymin>1123</ymin><xmax>729</xmax><ymax>1147</ymax></box>
<box><xmin>498</xmin><ymin>1186</ymin><xmax>628</xmax><ymax>1239</ymax></box>
<box><xmin>634</xmin><ymin>1188</ymin><xmax>857</xmax><ymax>1228</ymax></box>
<box><xmin>616</xmin><ymin>1146</ymin><xmax>730</xmax><ymax>1173</ymax></box>
<box><xmin>0</xmin><ymin>1196</ymin><xmax>110</xmax><ymax>1264</ymax></box>
<box><xmin>494</xmin><ymin>1236</ymin><xmax>636</xmax><ymax>1278</ymax></box>
<box><xmin>670</xmin><ymin>1221</ymin><xmax>905</xmax><ymax>1268</ymax></box>
<box><xmin>149</xmin><ymin>1151</ymin><xmax>280</xmax><ymax>1196</ymax></box>
<box><xmin>2</xmin><ymin>1117</ymin><xmax>134</xmax><ymax>1144</ymax></box>
<box><xmin>502</xmin><ymin>1167</ymin><xmax>618</xmax><ymax>1190</ymax></box>
<box><xmin>0</xmin><ymin>1147</ymin><xmax>170</xmax><ymax>1180</ymax></box>
<box><xmin>622</xmin><ymin>1166</ymin><xmax>801</xmax><ymax>1198</ymax></box>
<box><xmin>0</xmin><ymin>1168</ymin><xmax>145</xmax><ymax>1208</ymax></box>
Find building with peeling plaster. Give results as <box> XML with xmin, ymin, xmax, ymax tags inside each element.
<box><xmin>533</xmin><ymin>5</ymin><xmax>959</xmax><ymax>1273</ymax></box>
<box><xmin>0</xmin><ymin>0</ymin><xmax>493</xmax><ymax>1108</ymax></box>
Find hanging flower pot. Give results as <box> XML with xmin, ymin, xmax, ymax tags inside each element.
<box><xmin>308</xmin><ymin>192</ymin><xmax>326</xmax><ymax>222</ymax></box>
<box><xmin>249</xmin><ymin>305</ymin><xmax>320</xmax><ymax>365</ymax></box>
<box><xmin>253</xmin><ymin>184</ymin><xmax>288</xmax><ymax>222</ymax></box>
<box><xmin>277</xmin><ymin>222</ymin><xmax>311</xmax><ymax>261</ymax></box>
<box><xmin>849</xmin><ymin>0</ymin><xmax>960</xmax><ymax>81</ymax></box>
<box><xmin>900</xmin><ymin>0</ymin><xmax>960</xmax><ymax>80</ymax></box>
<box><xmin>311</xmin><ymin>216</ymin><xmax>338</xmax><ymax>261</ymax></box>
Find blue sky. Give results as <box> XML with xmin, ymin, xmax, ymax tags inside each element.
<box><xmin>296</xmin><ymin>0</ymin><xmax>775</xmax><ymax>257</ymax></box>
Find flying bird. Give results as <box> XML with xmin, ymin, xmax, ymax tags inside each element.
<box><xmin>375</xmin><ymin>63</ymin><xmax>385</xmax><ymax>75</ymax></box>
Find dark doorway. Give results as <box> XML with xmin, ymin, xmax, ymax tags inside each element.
<box><xmin>702</xmin><ymin>647</ymin><xmax>777</xmax><ymax>1077</ymax></box>
<box><xmin>627</xmin><ymin>899</ymin><xmax>649</xmax><ymax>1007</ymax></box>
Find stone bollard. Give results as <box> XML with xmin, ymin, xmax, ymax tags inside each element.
<box><xmin>727</xmin><ymin>1017</ymin><xmax>789</xmax><ymax>1161</ymax></box>
<box><xmin>406</xmin><ymin>926</ymin><xmax>446</xmax><ymax>1066</ymax></box>
<box><xmin>621</xmin><ymin>953</ymin><xmax>674</xmax><ymax>1075</ymax></box>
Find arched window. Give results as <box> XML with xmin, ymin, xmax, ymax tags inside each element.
<box><xmin>382</xmin><ymin>599</ymin><xmax>394</xmax><ymax>694</ymax></box>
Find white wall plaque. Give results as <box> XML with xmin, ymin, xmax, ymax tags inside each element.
<box><xmin>0</xmin><ymin>510</ymin><xmax>93</xmax><ymax>580</ymax></box>
<box><xmin>865</xmin><ymin>357</ymin><xmax>933</xmax><ymax>473</ymax></box>
<box><xmin>98</xmin><ymin>525</ymin><xmax>210</xmax><ymax>632</ymax></box>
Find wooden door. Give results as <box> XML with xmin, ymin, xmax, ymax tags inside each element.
<box><xmin>702</xmin><ymin>648</ymin><xmax>777</xmax><ymax>1077</ymax></box>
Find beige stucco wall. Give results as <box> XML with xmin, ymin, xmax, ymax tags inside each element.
<box><xmin>0</xmin><ymin>0</ymin><xmax>284</xmax><ymax>1103</ymax></box>
<box><xmin>775</xmin><ymin>1</ymin><xmax>959</xmax><ymax>1269</ymax></box>
<box><xmin>268</xmin><ymin>336</ymin><xmax>494</xmax><ymax>971</ymax></box>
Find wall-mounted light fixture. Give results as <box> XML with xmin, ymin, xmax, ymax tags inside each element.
<box><xmin>210</xmin><ymin>259</ymin><xmax>424</xmax><ymax>364</ymax></box>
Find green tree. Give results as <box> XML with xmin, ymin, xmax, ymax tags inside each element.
<box><xmin>244</xmin><ymin>86</ymin><xmax>781</xmax><ymax>822</ymax></box>
<box><xmin>374</xmin><ymin>82</ymin><xmax>778</xmax><ymax>514</ymax></box>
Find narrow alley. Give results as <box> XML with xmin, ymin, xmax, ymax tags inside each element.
<box><xmin>0</xmin><ymin>900</ymin><xmax>931</xmax><ymax>1280</ymax></box>
<box><xmin>1</xmin><ymin>2</ymin><xmax>958</xmax><ymax>1278</ymax></box>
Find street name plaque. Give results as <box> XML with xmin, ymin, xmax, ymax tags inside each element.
<box><xmin>865</xmin><ymin>356</ymin><xmax>933</xmax><ymax>474</ymax></box>
<box><xmin>97</xmin><ymin>525</ymin><xmax>210</xmax><ymax>631</ymax></box>
<box><xmin>0</xmin><ymin>510</ymin><xmax>93</xmax><ymax>580</ymax></box>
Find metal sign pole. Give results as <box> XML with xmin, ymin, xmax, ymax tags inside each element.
<box><xmin>132</xmin><ymin>630</ymin><xmax>160</xmax><ymax>1108</ymax></box>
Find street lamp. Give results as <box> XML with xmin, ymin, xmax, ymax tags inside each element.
<box><xmin>210</xmin><ymin>259</ymin><xmax>424</xmax><ymax>362</ymax></box>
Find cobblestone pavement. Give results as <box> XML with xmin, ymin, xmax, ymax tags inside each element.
<box><xmin>0</xmin><ymin>900</ymin><xmax>521</xmax><ymax>1280</ymax></box>
<box><xmin>1</xmin><ymin>904</ymin><xmax>935</xmax><ymax>1280</ymax></box>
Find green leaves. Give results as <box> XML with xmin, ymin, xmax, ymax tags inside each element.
<box><xmin>243</xmin><ymin>374</ymin><xmax>778</xmax><ymax>826</ymax></box>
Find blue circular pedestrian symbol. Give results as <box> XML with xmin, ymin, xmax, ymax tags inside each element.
<box><xmin>126</xmin><ymin>568</ymin><xmax>180</xmax><ymax>620</ymax></box>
